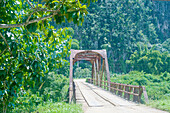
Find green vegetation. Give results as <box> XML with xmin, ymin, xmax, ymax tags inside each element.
<box><xmin>0</xmin><ymin>0</ymin><xmax>169</xmax><ymax>112</ymax></box>
<box><xmin>68</xmin><ymin>0</ymin><xmax>169</xmax><ymax>74</ymax></box>
<box><xmin>37</xmin><ymin>102</ymin><xmax>82</xmax><ymax>113</ymax></box>
<box><xmin>148</xmin><ymin>97</ymin><xmax>170</xmax><ymax>112</ymax></box>
<box><xmin>0</xmin><ymin>0</ymin><xmax>93</xmax><ymax>112</ymax></box>
<box><xmin>13</xmin><ymin>100</ymin><xmax>82</xmax><ymax>113</ymax></box>
<box><xmin>10</xmin><ymin>72</ymin><xmax>69</xmax><ymax>112</ymax></box>
<box><xmin>14</xmin><ymin>102</ymin><xmax>82</xmax><ymax>113</ymax></box>
<box><xmin>34</xmin><ymin>102</ymin><xmax>82</xmax><ymax>113</ymax></box>
<box><xmin>71</xmin><ymin>39</ymin><xmax>80</xmax><ymax>50</ymax></box>
<box><xmin>126</xmin><ymin>44</ymin><xmax>170</xmax><ymax>74</ymax></box>
<box><xmin>10</xmin><ymin>72</ymin><xmax>83</xmax><ymax>113</ymax></box>
<box><xmin>111</xmin><ymin>71</ymin><xmax>170</xmax><ymax>112</ymax></box>
<box><xmin>74</xmin><ymin>67</ymin><xmax>91</xmax><ymax>78</ymax></box>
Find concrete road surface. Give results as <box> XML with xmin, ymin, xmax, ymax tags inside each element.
<box><xmin>74</xmin><ymin>79</ymin><xmax>168</xmax><ymax>113</ymax></box>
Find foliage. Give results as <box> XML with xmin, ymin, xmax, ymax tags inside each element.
<box><xmin>0</xmin><ymin>0</ymin><xmax>169</xmax><ymax>112</ymax></box>
<box><xmin>126</xmin><ymin>44</ymin><xmax>170</xmax><ymax>74</ymax></box>
<box><xmin>0</xmin><ymin>0</ymin><xmax>93</xmax><ymax>29</ymax></box>
<box><xmin>64</xmin><ymin>0</ymin><xmax>162</xmax><ymax>73</ymax></box>
<box><xmin>74</xmin><ymin>67</ymin><xmax>91</xmax><ymax>78</ymax></box>
<box><xmin>0</xmin><ymin>0</ymin><xmax>96</xmax><ymax>112</ymax></box>
<box><xmin>34</xmin><ymin>102</ymin><xmax>83</xmax><ymax>113</ymax></box>
<box><xmin>0</xmin><ymin>26</ymin><xmax>73</xmax><ymax>112</ymax></box>
<box><xmin>71</xmin><ymin>39</ymin><xmax>79</xmax><ymax>50</ymax></box>
<box><xmin>41</xmin><ymin>72</ymin><xmax>69</xmax><ymax>102</ymax></box>
<box><xmin>111</xmin><ymin>71</ymin><xmax>170</xmax><ymax>112</ymax></box>
<box><xmin>58</xmin><ymin>63</ymin><xmax>70</xmax><ymax>78</ymax></box>
<box><xmin>12</xmin><ymin>72</ymin><xmax>70</xmax><ymax>112</ymax></box>
<box><xmin>162</xmin><ymin>38</ymin><xmax>170</xmax><ymax>52</ymax></box>
<box><xmin>153</xmin><ymin>1</ymin><xmax>170</xmax><ymax>42</ymax></box>
<box><xmin>12</xmin><ymin>90</ymin><xmax>43</xmax><ymax>113</ymax></box>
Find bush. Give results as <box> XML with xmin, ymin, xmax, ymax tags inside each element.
<box><xmin>42</xmin><ymin>72</ymin><xmax>69</xmax><ymax>102</ymax></box>
<box><xmin>13</xmin><ymin>90</ymin><xmax>43</xmax><ymax>113</ymax></box>
<box><xmin>74</xmin><ymin>67</ymin><xmax>91</xmax><ymax>78</ymax></box>
<box><xmin>12</xmin><ymin>72</ymin><xmax>70</xmax><ymax>112</ymax></box>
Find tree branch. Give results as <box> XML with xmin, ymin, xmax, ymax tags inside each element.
<box><xmin>0</xmin><ymin>48</ymin><xmax>7</xmax><ymax>56</ymax></box>
<box><xmin>37</xmin><ymin>0</ymin><xmax>40</xmax><ymax>8</ymax></box>
<box><xmin>0</xmin><ymin>33</ymin><xmax>13</xmax><ymax>56</ymax></box>
<box><xmin>26</xmin><ymin>12</ymin><xmax>34</xmax><ymax>23</ymax></box>
<box><xmin>26</xmin><ymin>8</ymin><xmax>58</xmax><ymax>23</ymax></box>
<box><xmin>26</xmin><ymin>0</ymin><xmax>34</xmax><ymax>9</ymax></box>
<box><xmin>0</xmin><ymin>10</ymin><xmax>59</xmax><ymax>28</ymax></box>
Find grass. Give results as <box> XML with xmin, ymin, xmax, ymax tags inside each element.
<box><xmin>34</xmin><ymin>102</ymin><xmax>83</xmax><ymax>113</ymax></box>
<box><xmin>147</xmin><ymin>96</ymin><xmax>170</xmax><ymax>112</ymax></box>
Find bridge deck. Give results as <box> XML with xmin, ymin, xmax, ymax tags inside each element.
<box><xmin>75</xmin><ymin>79</ymin><xmax>167</xmax><ymax>113</ymax></box>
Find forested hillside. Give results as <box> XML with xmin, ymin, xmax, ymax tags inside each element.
<box><xmin>63</xmin><ymin>0</ymin><xmax>170</xmax><ymax>74</ymax></box>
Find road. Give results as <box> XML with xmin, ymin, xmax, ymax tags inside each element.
<box><xmin>75</xmin><ymin>79</ymin><xmax>168</xmax><ymax>113</ymax></box>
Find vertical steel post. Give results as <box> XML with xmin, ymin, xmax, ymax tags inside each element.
<box><xmin>104</xmin><ymin>50</ymin><xmax>111</xmax><ymax>91</ymax></box>
<box><xmin>69</xmin><ymin>52</ymin><xmax>73</xmax><ymax>103</ymax></box>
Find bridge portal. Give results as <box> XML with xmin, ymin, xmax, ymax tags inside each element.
<box><xmin>69</xmin><ymin>49</ymin><xmax>111</xmax><ymax>103</ymax></box>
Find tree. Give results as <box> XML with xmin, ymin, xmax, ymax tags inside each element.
<box><xmin>126</xmin><ymin>44</ymin><xmax>170</xmax><ymax>74</ymax></box>
<box><xmin>71</xmin><ymin>39</ymin><xmax>79</xmax><ymax>49</ymax></box>
<box><xmin>0</xmin><ymin>0</ymin><xmax>95</xmax><ymax>112</ymax></box>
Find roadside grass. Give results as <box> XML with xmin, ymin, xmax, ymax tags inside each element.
<box><xmin>147</xmin><ymin>96</ymin><xmax>170</xmax><ymax>112</ymax></box>
<box><xmin>34</xmin><ymin>102</ymin><xmax>83</xmax><ymax>113</ymax></box>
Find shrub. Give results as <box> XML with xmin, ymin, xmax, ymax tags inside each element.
<box><xmin>74</xmin><ymin>67</ymin><xmax>91</xmax><ymax>78</ymax></box>
<box><xmin>42</xmin><ymin>72</ymin><xmax>69</xmax><ymax>102</ymax></box>
<box><xmin>12</xmin><ymin>72</ymin><xmax>69</xmax><ymax>112</ymax></box>
<box><xmin>13</xmin><ymin>90</ymin><xmax>43</xmax><ymax>113</ymax></box>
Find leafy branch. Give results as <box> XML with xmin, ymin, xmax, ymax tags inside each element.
<box><xmin>0</xmin><ymin>33</ymin><xmax>13</xmax><ymax>56</ymax></box>
<box><xmin>26</xmin><ymin>0</ymin><xmax>34</xmax><ymax>9</ymax></box>
<box><xmin>0</xmin><ymin>9</ymin><xmax>60</xmax><ymax>28</ymax></box>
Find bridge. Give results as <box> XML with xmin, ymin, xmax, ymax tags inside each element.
<box><xmin>69</xmin><ymin>50</ymin><xmax>167</xmax><ymax>113</ymax></box>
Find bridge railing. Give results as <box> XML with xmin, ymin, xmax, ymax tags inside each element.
<box><xmin>87</xmin><ymin>78</ymin><xmax>148</xmax><ymax>103</ymax></box>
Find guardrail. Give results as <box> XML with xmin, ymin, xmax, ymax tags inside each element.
<box><xmin>87</xmin><ymin>78</ymin><xmax>148</xmax><ymax>103</ymax></box>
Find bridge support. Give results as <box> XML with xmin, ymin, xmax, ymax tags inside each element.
<box><xmin>69</xmin><ymin>49</ymin><xmax>111</xmax><ymax>103</ymax></box>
